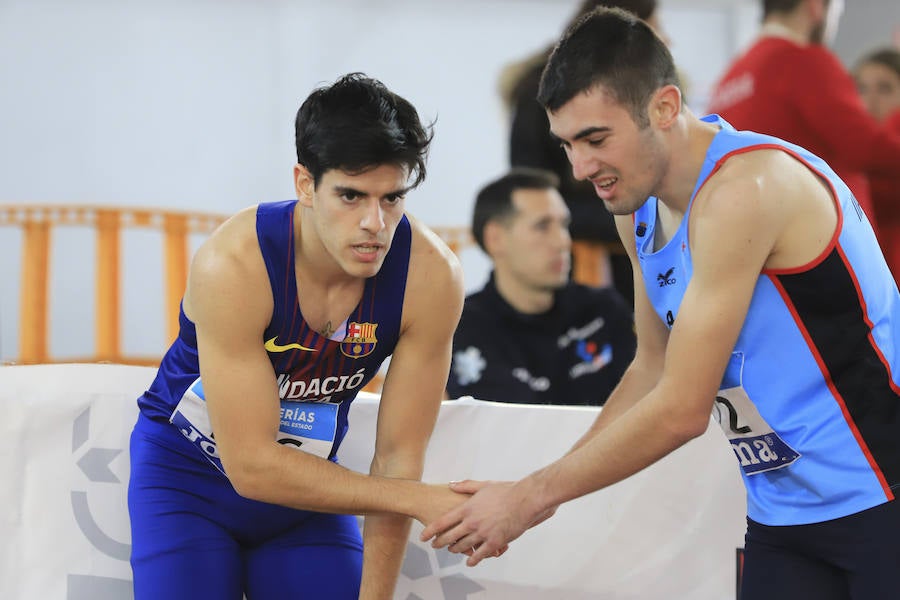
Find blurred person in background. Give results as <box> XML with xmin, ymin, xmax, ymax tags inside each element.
<box><xmin>500</xmin><ymin>0</ymin><xmax>670</xmax><ymax>307</ymax></box>
<box><xmin>855</xmin><ymin>47</ymin><xmax>900</xmax><ymax>286</ymax></box>
<box><xmin>707</xmin><ymin>0</ymin><xmax>900</xmax><ymax>232</ymax></box>
<box><xmin>447</xmin><ymin>167</ymin><xmax>635</xmax><ymax>405</ymax></box>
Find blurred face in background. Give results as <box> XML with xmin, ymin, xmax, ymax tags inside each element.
<box><xmin>856</xmin><ymin>60</ymin><xmax>900</xmax><ymax>122</ymax></box>
<box><xmin>489</xmin><ymin>187</ymin><xmax>572</xmax><ymax>293</ymax></box>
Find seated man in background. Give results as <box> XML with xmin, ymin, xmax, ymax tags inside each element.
<box><xmin>447</xmin><ymin>168</ymin><xmax>636</xmax><ymax>405</ymax></box>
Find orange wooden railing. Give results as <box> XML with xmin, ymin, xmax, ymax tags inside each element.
<box><xmin>1</xmin><ymin>205</ymin><xmax>474</xmax><ymax>370</ymax></box>
<box><xmin>1</xmin><ymin>204</ymin><xmax>227</xmax><ymax>365</ymax></box>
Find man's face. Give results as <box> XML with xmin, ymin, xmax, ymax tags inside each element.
<box><xmin>303</xmin><ymin>164</ymin><xmax>408</xmax><ymax>279</ymax></box>
<box><xmin>548</xmin><ymin>85</ymin><xmax>666</xmax><ymax>216</ymax></box>
<box><xmin>492</xmin><ymin>187</ymin><xmax>571</xmax><ymax>291</ymax></box>
<box><xmin>856</xmin><ymin>61</ymin><xmax>900</xmax><ymax>122</ymax></box>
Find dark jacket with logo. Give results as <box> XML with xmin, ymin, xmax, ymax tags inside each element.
<box><xmin>447</xmin><ymin>273</ymin><xmax>635</xmax><ymax>405</ymax></box>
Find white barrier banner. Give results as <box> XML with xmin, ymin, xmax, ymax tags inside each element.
<box><xmin>0</xmin><ymin>364</ymin><xmax>746</xmax><ymax>599</ymax></box>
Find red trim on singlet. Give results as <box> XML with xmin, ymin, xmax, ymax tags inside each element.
<box><xmin>768</xmin><ymin>254</ymin><xmax>894</xmax><ymax>500</ymax></box>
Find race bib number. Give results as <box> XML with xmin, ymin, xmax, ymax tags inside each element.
<box><xmin>170</xmin><ymin>377</ymin><xmax>225</xmax><ymax>473</ymax></box>
<box><xmin>713</xmin><ymin>353</ymin><xmax>800</xmax><ymax>476</ymax></box>
<box><xmin>277</xmin><ymin>400</ymin><xmax>338</xmax><ymax>458</ymax></box>
<box><xmin>169</xmin><ymin>379</ymin><xmax>340</xmax><ymax>475</ymax></box>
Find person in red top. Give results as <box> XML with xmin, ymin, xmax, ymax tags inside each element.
<box><xmin>855</xmin><ymin>47</ymin><xmax>900</xmax><ymax>285</ymax></box>
<box><xmin>706</xmin><ymin>0</ymin><xmax>900</xmax><ymax>228</ymax></box>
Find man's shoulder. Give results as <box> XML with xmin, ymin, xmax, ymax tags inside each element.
<box><xmin>184</xmin><ymin>205</ymin><xmax>271</xmax><ymax>325</ymax></box>
<box><xmin>406</xmin><ymin>215</ymin><xmax>462</xmax><ymax>271</ymax></box>
<box><xmin>193</xmin><ymin>205</ymin><xmax>262</xmax><ymax>273</ymax></box>
<box><xmin>404</xmin><ymin>215</ymin><xmax>464</xmax><ymax>288</ymax></box>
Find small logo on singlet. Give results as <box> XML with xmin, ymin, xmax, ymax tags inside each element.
<box><xmin>265</xmin><ymin>337</ymin><xmax>317</xmax><ymax>353</ymax></box>
<box><xmin>341</xmin><ymin>321</ymin><xmax>378</xmax><ymax>358</ymax></box>
<box><xmin>657</xmin><ymin>267</ymin><xmax>676</xmax><ymax>287</ymax></box>
<box><xmin>636</xmin><ymin>221</ymin><xmax>647</xmax><ymax>237</ymax></box>
<box><xmin>850</xmin><ymin>193</ymin><xmax>864</xmax><ymax>222</ymax></box>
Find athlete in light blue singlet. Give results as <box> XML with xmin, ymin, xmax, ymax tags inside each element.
<box><xmin>422</xmin><ymin>10</ymin><xmax>900</xmax><ymax>600</ymax></box>
<box><xmin>635</xmin><ymin>115</ymin><xmax>900</xmax><ymax>527</ymax></box>
<box><xmin>128</xmin><ymin>74</ymin><xmax>467</xmax><ymax>600</ymax></box>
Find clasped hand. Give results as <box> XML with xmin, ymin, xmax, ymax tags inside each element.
<box><xmin>419</xmin><ymin>479</ymin><xmax>555</xmax><ymax>567</ymax></box>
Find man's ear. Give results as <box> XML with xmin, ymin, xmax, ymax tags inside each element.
<box><xmin>650</xmin><ymin>84</ymin><xmax>682</xmax><ymax>130</ymax></box>
<box><xmin>294</xmin><ymin>164</ymin><xmax>315</xmax><ymax>206</ymax></box>
<box><xmin>483</xmin><ymin>220</ymin><xmax>506</xmax><ymax>258</ymax></box>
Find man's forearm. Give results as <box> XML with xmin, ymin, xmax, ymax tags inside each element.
<box><xmin>534</xmin><ymin>385</ymin><xmax>704</xmax><ymax>513</ymax></box>
<box><xmin>359</xmin><ymin>449</ymin><xmax>427</xmax><ymax>600</ymax></box>
<box><xmin>227</xmin><ymin>443</ymin><xmax>433</xmax><ymax>518</ymax></box>
<box><xmin>360</xmin><ymin>513</ymin><xmax>412</xmax><ymax>600</ymax></box>
<box><xmin>569</xmin><ymin>359</ymin><xmax>660</xmax><ymax>453</ymax></box>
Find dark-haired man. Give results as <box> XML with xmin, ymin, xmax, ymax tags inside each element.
<box><xmin>447</xmin><ymin>167</ymin><xmax>635</xmax><ymax>405</ymax></box>
<box><xmin>128</xmin><ymin>73</ymin><xmax>467</xmax><ymax>600</ymax></box>
<box><xmin>423</xmin><ymin>9</ymin><xmax>900</xmax><ymax>599</ymax></box>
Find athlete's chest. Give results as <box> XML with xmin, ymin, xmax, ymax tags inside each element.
<box><xmin>295</xmin><ymin>278</ymin><xmax>365</xmax><ymax>339</ymax></box>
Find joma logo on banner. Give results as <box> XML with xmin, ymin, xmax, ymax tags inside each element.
<box><xmin>70</xmin><ymin>405</ymin><xmax>484</xmax><ymax>600</ymax></box>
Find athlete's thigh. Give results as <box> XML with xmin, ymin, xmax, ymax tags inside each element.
<box><xmin>130</xmin><ymin>516</ymin><xmax>243</xmax><ymax>600</ymax></box>
<box><xmin>244</xmin><ymin>513</ymin><xmax>364</xmax><ymax>600</ymax></box>
<box><xmin>740</xmin><ymin>521</ymin><xmax>850</xmax><ymax>600</ymax></box>
<box><xmin>839</xmin><ymin>501</ymin><xmax>900</xmax><ymax>599</ymax></box>
<box><xmin>129</xmin><ymin>423</ymin><xmax>244</xmax><ymax>599</ymax></box>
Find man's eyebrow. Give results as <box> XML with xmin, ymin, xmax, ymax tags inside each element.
<box><xmin>333</xmin><ymin>185</ymin><xmax>367</xmax><ymax>197</ymax></box>
<box><xmin>573</xmin><ymin>126</ymin><xmax>611</xmax><ymax>141</ymax></box>
<box><xmin>332</xmin><ymin>185</ymin><xmax>412</xmax><ymax>198</ymax></box>
<box><xmin>388</xmin><ymin>186</ymin><xmax>413</xmax><ymax>197</ymax></box>
<box><xmin>549</xmin><ymin>126</ymin><xmax>611</xmax><ymax>145</ymax></box>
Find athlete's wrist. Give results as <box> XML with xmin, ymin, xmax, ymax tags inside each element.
<box><xmin>514</xmin><ymin>473</ymin><xmax>557</xmax><ymax>522</ymax></box>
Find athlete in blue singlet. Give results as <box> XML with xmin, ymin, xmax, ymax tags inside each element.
<box><xmin>422</xmin><ymin>9</ymin><xmax>900</xmax><ymax>599</ymax></box>
<box><xmin>128</xmin><ymin>73</ymin><xmax>468</xmax><ymax>600</ymax></box>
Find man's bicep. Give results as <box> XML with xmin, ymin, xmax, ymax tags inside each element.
<box><xmin>188</xmin><ymin>255</ymin><xmax>281</xmax><ymax>468</ymax></box>
<box><xmin>195</xmin><ymin>316</ymin><xmax>282</xmax><ymax>459</ymax></box>
<box><xmin>375</xmin><ymin>258</ymin><xmax>463</xmax><ymax>463</ymax></box>
<box><xmin>373</xmin><ymin>322</ymin><xmax>452</xmax><ymax>470</ymax></box>
<box><xmin>659</xmin><ymin>181</ymin><xmax>776</xmax><ymax>407</ymax></box>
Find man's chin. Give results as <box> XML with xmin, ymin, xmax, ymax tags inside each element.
<box><xmin>542</xmin><ymin>279</ymin><xmax>568</xmax><ymax>291</ymax></box>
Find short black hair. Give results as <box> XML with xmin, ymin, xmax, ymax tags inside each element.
<box><xmin>538</xmin><ymin>7</ymin><xmax>679</xmax><ymax>127</ymax></box>
<box><xmin>294</xmin><ymin>73</ymin><xmax>433</xmax><ymax>188</ymax></box>
<box><xmin>762</xmin><ymin>0</ymin><xmax>806</xmax><ymax>19</ymax></box>
<box><xmin>856</xmin><ymin>47</ymin><xmax>900</xmax><ymax>79</ymax></box>
<box><xmin>471</xmin><ymin>167</ymin><xmax>560</xmax><ymax>253</ymax></box>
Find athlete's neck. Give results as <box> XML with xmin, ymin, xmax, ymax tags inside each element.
<box><xmin>760</xmin><ymin>20</ymin><xmax>810</xmax><ymax>45</ymax></box>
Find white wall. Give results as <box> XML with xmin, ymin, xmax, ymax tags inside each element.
<box><xmin>1</xmin><ymin>0</ymin><xmax>895</xmax><ymax>361</ymax></box>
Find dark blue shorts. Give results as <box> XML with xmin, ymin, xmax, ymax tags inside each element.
<box><xmin>740</xmin><ymin>499</ymin><xmax>900</xmax><ymax>600</ymax></box>
<box><xmin>128</xmin><ymin>414</ymin><xmax>363</xmax><ymax>600</ymax></box>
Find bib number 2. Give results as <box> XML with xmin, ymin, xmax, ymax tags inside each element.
<box><xmin>713</xmin><ymin>353</ymin><xmax>800</xmax><ymax>476</ymax></box>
